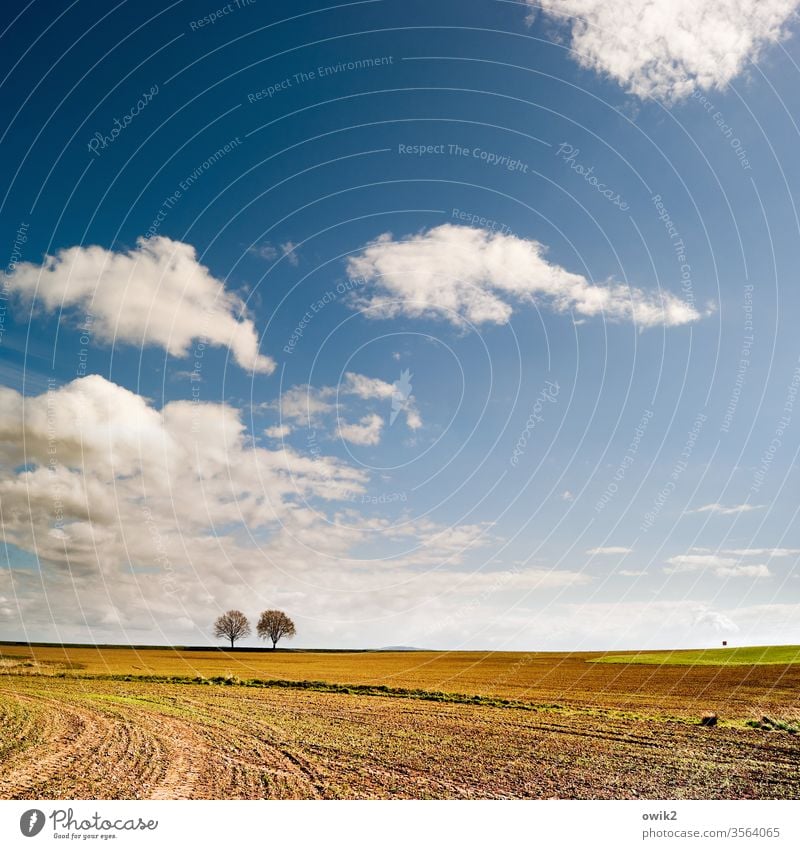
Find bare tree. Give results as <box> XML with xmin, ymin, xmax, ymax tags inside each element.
<box><xmin>213</xmin><ymin>610</ymin><xmax>251</xmax><ymax>649</ymax></box>
<box><xmin>257</xmin><ymin>609</ymin><xmax>296</xmax><ymax>649</ymax></box>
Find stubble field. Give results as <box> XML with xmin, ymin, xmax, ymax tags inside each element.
<box><xmin>0</xmin><ymin>644</ymin><xmax>798</xmax><ymax>799</ymax></box>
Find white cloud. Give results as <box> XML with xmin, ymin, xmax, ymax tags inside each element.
<box><xmin>248</xmin><ymin>240</ymin><xmax>299</xmax><ymax>265</ymax></box>
<box><xmin>587</xmin><ymin>545</ymin><xmax>632</xmax><ymax>554</ymax></box>
<box><xmin>1</xmin><ymin>236</ymin><xmax>274</xmax><ymax>373</ymax></box>
<box><xmin>248</xmin><ymin>243</ymin><xmax>279</xmax><ymax>260</ymax></box>
<box><xmin>343</xmin><ymin>372</ymin><xmax>420</xmax><ymax>431</ymax></box>
<box><xmin>274</xmin><ymin>371</ymin><xmax>422</xmax><ymax>438</ymax></box>
<box><xmin>693</xmin><ymin>503</ymin><xmax>763</xmax><ymax>515</ymax></box>
<box><xmin>265</xmin><ymin>424</ymin><xmax>292</xmax><ymax>439</ymax></box>
<box><xmin>715</xmin><ymin>564</ymin><xmax>772</xmax><ymax>578</ymax></box>
<box><xmin>342</xmin><ymin>372</ymin><xmax>397</xmax><ymax>400</ymax></box>
<box><xmin>280</xmin><ymin>241</ymin><xmax>300</xmax><ymax>266</ymax></box>
<box><xmin>371</xmin><ymin>567</ymin><xmax>589</xmax><ymax>599</ymax></box>
<box><xmin>459</xmin><ymin>568</ymin><xmax>590</xmax><ymax>590</ymax></box>
<box><xmin>665</xmin><ymin>553</ymin><xmax>771</xmax><ymax>578</ymax></box>
<box><xmin>338</xmin><ymin>413</ymin><xmax>384</xmax><ymax>446</ymax></box>
<box><xmin>666</xmin><ymin>554</ymin><xmax>737</xmax><ymax>572</ymax></box>
<box><xmin>534</xmin><ymin>0</ymin><xmax>800</xmax><ymax>102</ymax></box>
<box><xmin>0</xmin><ymin>375</ymin><xmax>502</xmax><ymax>644</ymax></box>
<box><xmin>4</xmin><ymin>382</ymin><xmax>793</xmax><ymax>647</ymax></box>
<box><xmin>404</xmin><ymin>406</ymin><xmax>423</xmax><ymax>431</ymax></box>
<box><xmin>0</xmin><ymin>375</ymin><xmax>366</xmax><ymax>525</ymax></box>
<box><xmin>560</xmin><ymin>489</ymin><xmax>574</xmax><ymax>501</ymax></box>
<box><xmin>617</xmin><ymin>569</ymin><xmax>646</xmax><ymax>577</ymax></box>
<box><xmin>275</xmin><ymin>384</ymin><xmax>335</xmax><ymax>426</ymax></box>
<box><xmin>347</xmin><ymin>225</ymin><xmax>702</xmax><ymax>328</ymax></box>
<box><xmin>693</xmin><ymin>606</ymin><xmax>739</xmax><ymax>633</ymax></box>
<box><xmin>497</xmin><ymin>600</ymin><xmax>747</xmax><ymax>649</ymax></box>
<box><xmin>724</xmin><ymin>547</ymin><xmax>800</xmax><ymax>557</ymax></box>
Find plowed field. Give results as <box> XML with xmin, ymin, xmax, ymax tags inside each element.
<box><xmin>1</xmin><ymin>646</ymin><xmax>798</xmax><ymax>799</ymax></box>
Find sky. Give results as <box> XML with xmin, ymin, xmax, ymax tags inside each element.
<box><xmin>1</xmin><ymin>0</ymin><xmax>800</xmax><ymax>650</ymax></box>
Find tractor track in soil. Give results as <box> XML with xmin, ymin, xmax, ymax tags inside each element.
<box><xmin>1</xmin><ymin>675</ymin><xmax>798</xmax><ymax>799</ymax></box>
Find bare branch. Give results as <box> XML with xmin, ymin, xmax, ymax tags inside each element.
<box><xmin>213</xmin><ymin>610</ymin><xmax>251</xmax><ymax>649</ymax></box>
<box><xmin>256</xmin><ymin>610</ymin><xmax>296</xmax><ymax>649</ymax></box>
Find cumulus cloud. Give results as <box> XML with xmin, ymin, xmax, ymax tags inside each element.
<box><xmin>0</xmin><ymin>374</ymin><xmax>373</xmax><ymax>609</ymax></box>
<box><xmin>0</xmin><ymin>375</ymin><xmax>366</xmax><ymax>529</ymax></box>
<box><xmin>273</xmin><ymin>371</ymin><xmax>422</xmax><ymax>443</ymax></box>
<box><xmin>342</xmin><ymin>372</ymin><xmax>421</xmax><ymax>430</ymax></box>
<box><xmin>0</xmin><ymin>375</ymin><xmax>503</xmax><ymax>643</ymax></box>
<box><xmin>275</xmin><ymin>384</ymin><xmax>336</xmax><ymax>425</ymax></box>
<box><xmin>665</xmin><ymin>553</ymin><xmax>771</xmax><ymax>578</ymax></box>
<box><xmin>347</xmin><ymin>225</ymin><xmax>702</xmax><ymax>328</ymax></box>
<box><xmin>341</xmin><ymin>372</ymin><xmax>397</xmax><ymax>401</ymax></box>
<box><xmin>693</xmin><ymin>503</ymin><xmax>763</xmax><ymax>515</ymax></box>
<box><xmin>265</xmin><ymin>424</ymin><xmax>293</xmax><ymax>439</ymax></box>
<box><xmin>338</xmin><ymin>413</ymin><xmax>384</xmax><ymax>446</ymax></box>
<box><xmin>587</xmin><ymin>545</ymin><xmax>632</xmax><ymax>554</ymax></box>
<box><xmin>1</xmin><ymin>236</ymin><xmax>274</xmax><ymax>373</ymax></box>
<box><xmin>533</xmin><ymin>0</ymin><xmax>800</xmax><ymax>102</ymax></box>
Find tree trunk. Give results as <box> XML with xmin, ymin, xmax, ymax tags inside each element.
<box><xmin>272</xmin><ymin>639</ymin><xmax>277</xmax><ymax>650</ymax></box>
<box><xmin>230</xmin><ymin>637</ymin><xmax>234</xmax><ymax>649</ymax></box>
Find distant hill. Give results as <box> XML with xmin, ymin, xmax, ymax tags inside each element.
<box><xmin>377</xmin><ymin>646</ymin><xmax>425</xmax><ymax>652</ymax></box>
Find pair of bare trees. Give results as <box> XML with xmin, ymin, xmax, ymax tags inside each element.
<box><xmin>213</xmin><ymin>609</ymin><xmax>296</xmax><ymax>650</ymax></box>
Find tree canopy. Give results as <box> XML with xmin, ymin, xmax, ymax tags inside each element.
<box><xmin>257</xmin><ymin>609</ymin><xmax>296</xmax><ymax>649</ymax></box>
<box><xmin>213</xmin><ymin>610</ymin><xmax>251</xmax><ymax>648</ymax></box>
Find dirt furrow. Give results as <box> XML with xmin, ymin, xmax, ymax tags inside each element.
<box><xmin>158</xmin><ymin>693</ymin><xmax>325</xmax><ymax>798</ymax></box>
<box><xmin>0</xmin><ymin>690</ymin><xmax>115</xmax><ymax>799</ymax></box>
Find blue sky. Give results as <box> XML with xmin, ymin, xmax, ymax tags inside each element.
<box><xmin>1</xmin><ymin>0</ymin><xmax>800</xmax><ymax>649</ymax></box>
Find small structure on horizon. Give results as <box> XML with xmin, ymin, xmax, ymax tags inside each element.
<box><xmin>722</xmin><ymin>640</ymin><xmax>728</xmax><ymax>647</ymax></box>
